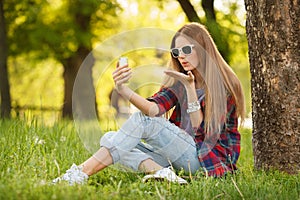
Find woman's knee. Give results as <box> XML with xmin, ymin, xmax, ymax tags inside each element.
<box><xmin>99</xmin><ymin>131</ymin><xmax>116</xmax><ymax>147</ymax></box>
<box><xmin>130</xmin><ymin>111</ymin><xmax>146</xmax><ymax>122</ymax></box>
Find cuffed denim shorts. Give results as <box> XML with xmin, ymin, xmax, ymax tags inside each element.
<box><xmin>99</xmin><ymin>112</ymin><xmax>201</xmax><ymax>174</ymax></box>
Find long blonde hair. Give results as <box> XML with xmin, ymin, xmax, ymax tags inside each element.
<box><xmin>164</xmin><ymin>23</ymin><xmax>245</xmax><ymax>134</ymax></box>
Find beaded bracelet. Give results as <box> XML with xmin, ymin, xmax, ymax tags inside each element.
<box><xmin>187</xmin><ymin>100</ymin><xmax>201</xmax><ymax>113</ymax></box>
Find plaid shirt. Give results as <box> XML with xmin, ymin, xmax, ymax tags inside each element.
<box><xmin>147</xmin><ymin>82</ymin><xmax>240</xmax><ymax>177</ymax></box>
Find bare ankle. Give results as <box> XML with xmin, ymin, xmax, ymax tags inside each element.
<box><xmin>138</xmin><ymin>159</ymin><xmax>163</xmax><ymax>173</ymax></box>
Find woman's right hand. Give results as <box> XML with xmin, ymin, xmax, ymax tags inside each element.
<box><xmin>112</xmin><ymin>62</ymin><xmax>132</xmax><ymax>93</ymax></box>
<box><xmin>164</xmin><ymin>70</ymin><xmax>195</xmax><ymax>89</ymax></box>
<box><xmin>112</xmin><ymin>62</ymin><xmax>159</xmax><ymax>116</ymax></box>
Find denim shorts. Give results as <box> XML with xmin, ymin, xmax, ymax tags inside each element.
<box><xmin>99</xmin><ymin>112</ymin><xmax>201</xmax><ymax>174</ymax></box>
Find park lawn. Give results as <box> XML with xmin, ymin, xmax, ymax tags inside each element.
<box><xmin>0</xmin><ymin>119</ymin><xmax>299</xmax><ymax>200</ymax></box>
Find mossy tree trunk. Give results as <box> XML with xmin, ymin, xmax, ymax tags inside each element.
<box><xmin>245</xmin><ymin>0</ymin><xmax>300</xmax><ymax>173</ymax></box>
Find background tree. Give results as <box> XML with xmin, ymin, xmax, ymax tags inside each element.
<box><xmin>0</xmin><ymin>0</ymin><xmax>11</xmax><ymax>118</ymax></box>
<box><xmin>245</xmin><ymin>0</ymin><xmax>299</xmax><ymax>173</ymax></box>
<box><xmin>176</xmin><ymin>0</ymin><xmax>230</xmax><ymax>62</ymax></box>
<box><xmin>4</xmin><ymin>0</ymin><xmax>119</xmax><ymax>119</ymax></box>
<box><xmin>4</xmin><ymin>0</ymin><xmax>250</xmax><ymax>122</ymax></box>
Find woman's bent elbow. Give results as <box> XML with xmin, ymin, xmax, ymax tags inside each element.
<box><xmin>146</xmin><ymin>104</ymin><xmax>159</xmax><ymax>117</ymax></box>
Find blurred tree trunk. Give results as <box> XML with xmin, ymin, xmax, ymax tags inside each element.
<box><xmin>62</xmin><ymin>46</ymin><xmax>96</xmax><ymax>119</ymax></box>
<box><xmin>177</xmin><ymin>0</ymin><xmax>201</xmax><ymax>23</ymax></box>
<box><xmin>0</xmin><ymin>0</ymin><xmax>11</xmax><ymax>118</ymax></box>
<box><xmin>176</xmin><ymin>0</ymin><xmax>230</xmax><ymax>62</ymax></box>
<box><xmin>61</xmin><ymin>6</ymin><xmax>97</xmax><ymax>119</ymax></box>
<box><xmin>245</xmin><ymin>0</ymin><xmax>300</xmax><ymax>174</ymax></box>
<box><xmin>201</xmin><ymin>0</ymin><xmax>229</xmax><ymax>61</ymax></box>
<box><xmin>201</xmin><ymin>0</ymin><xmax>215</xmax><ymax>20</ymax></box>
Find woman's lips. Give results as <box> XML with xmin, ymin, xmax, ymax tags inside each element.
<box><xmin>181</xmin><ymin>61</ymin><xmax>189</xmax><ymax>66</ymax></box>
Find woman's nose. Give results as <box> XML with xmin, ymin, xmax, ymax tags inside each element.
<box><xmin>178</xmin><ymin>50</ymin><xmax>186</xmax><ymax>58</ymax></box>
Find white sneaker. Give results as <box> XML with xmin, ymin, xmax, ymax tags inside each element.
<box><xmin>142</xmin><ymin>167</ymin><xmax>188</xmax><ymax>184</ymax></box>
<box><xmin>52</xmin><ymin>164</ymin><xmax>89</xmax><ymax>185</ymax></box>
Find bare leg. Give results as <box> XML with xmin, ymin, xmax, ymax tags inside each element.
<box><xmin>138</xmin><ymin>159</ymin><xmax>163</xmax><ymax>173</ymax></box>
<box><xmin>80</xmin><ymin>147</ymin><xmax>113</xmax><ymax>176</ymax></box>
<box><xmin>80</xmin><ymin>147</ymin><xmax>163</xmax><ymax>176</ymax></box>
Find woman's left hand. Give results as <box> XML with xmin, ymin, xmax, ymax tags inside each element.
<box><xmin>164</xmin><ymin>70</ymin><xmax>195</xmax><ymax>87</ymax></box>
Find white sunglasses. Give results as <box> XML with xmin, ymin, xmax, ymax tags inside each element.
<box><xmin>170</xmin><ymin>44</ymin><xmax>194</xmax><ymax>58</ymax></box>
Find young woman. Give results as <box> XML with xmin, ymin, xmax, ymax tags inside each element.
<box><xmin>53</xmin><ymin>22</ymin><xmax>245</xmax><ymax>185</ymax></box>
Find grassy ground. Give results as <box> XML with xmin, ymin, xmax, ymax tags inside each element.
<box><xmin>0</xmin><ymin>118</ymin><xmax>299</xmax><ymax>200</ymax></box>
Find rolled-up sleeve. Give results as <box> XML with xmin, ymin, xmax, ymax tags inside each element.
<box><xmin>147</xmin><ymin>87</ymin><xmax>178</xmax><ymax>116</ymax></box>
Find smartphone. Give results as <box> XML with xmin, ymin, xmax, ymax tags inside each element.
<box><xmin>119</xmin><ymin>57</ymin><xmax>128</xmax><ymax>67</ymax></box>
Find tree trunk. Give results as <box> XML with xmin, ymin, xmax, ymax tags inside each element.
<box><xmin>62</xmin><ymin>59</ymin><xmax>77</xmax><ymax>119</ymax></box>
<box><xmin>176</xmin><ymin>0</ymin><xmax>201</xmax><ymax>23</ymax></box>
<box><xmin>61</xmin><ymin>2</ymin><xmax>97</xmax><ymax>120</ymax></box>
<box><xmin>245</xmin><ymin>0</ymin><xmax>300</xmax><ymax>174</ymax></box>
<box><xmin>0</xmin><ymin>0</ymin><xmax>11</xmax><ymax>118</ymax></box>
<box><xmin>202</xmin><ymin>0</ymin><xmax>229</xmax><ymax>62</ymax></box>
<box><xmin>176</xmin><ymin>0</ymin><xmax>230</xmax><ymax>62</ymax></box>
<box><xmin>62</xmin><ymin>46</ymin><xmax>96</xmax><ymax>119</ymax></box>
<box><xmin>201</xmin><ymin>0</ymin><xmax>215</xmax><ymax>20</ymax></box>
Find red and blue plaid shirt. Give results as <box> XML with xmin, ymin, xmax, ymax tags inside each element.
<box><xmin>147</xmin><ymin>82</ymin><xmax>240</xmax><ymax>177</ymax></box>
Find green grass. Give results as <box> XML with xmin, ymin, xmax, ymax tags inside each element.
<box><xmin>0</xmin><ymin>119</ymin><xmax>299</xmax><ymax>200</ymax></box>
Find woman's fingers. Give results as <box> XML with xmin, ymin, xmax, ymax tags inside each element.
<box><xmin>116</xmin><ymin>71</ymin><xmax>132</xmax><ymax>84</ymax></box>
<box><xmin>113</xmin><ymin>63</ymin><xmax>131</xmax><ymax>92</ymax></box>
<box><xmin>164</xmin><ymin>70</ymin><xmax>183</xmax><ymax>78</ymax></box>
<box><xmin>112</xmin><ymin>66</ymin><xmax>132</xmax><ymax>85</ymax></box>
<box><xmin>164</xmin><ymin>70</ymin><xmax>195</xmax><ymax>86</ymax></box>
<box><xmin>113</xmin><ymin>66</ymin><xmax>130</xmax><ymax>77</ymax></box>
<box><xmin>113</xmin><ymin>66</ymin><xmax>130</xmax><ymax>79</ymax></box>
<box><xmin>164</xmin><ymin>70</ymin><xmax>190</xmax><ymax>80</ymax></box>
<box><xmin>187</xmin><ymin>71</ymin><xmax>195</xmax><ymax>80</ymax></box>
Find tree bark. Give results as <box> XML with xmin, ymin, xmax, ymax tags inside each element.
<box><xmin>176</xmin><ymin>0</ymin><xmax>201</xmax><ymax>23</ymax></box>
<box><xmin>0</xmin><ymin>0</ymin><xmax>11</xmax><ymax>118</ymax></box>
<box><xmin>201</xmin><ymin>0</ymin><xmax>216</xmax><ymax>20</ymax></box>
<box><xmin>61</xmin><ymin>2</ymin><xmax>97</xmax><ymax>119</ymax></box>
<box><xmin>176</xmin><ymin>0</ymin><xmax>230</xmax><ymax>62</ymax></box>
<box><xmin>202</xmin><ymin>0</ymin><xmax>229</xmax><ymax>62</ymax></box>
<box><xmin>245</xmin><ymin>0</ymin><xmax>300</xmax><ymax>174</ymax></box>
<box><xmin>62</xmin><ymin>46</ymin><xmax>96</xmax><ymax>119</ymax></box>
<box><xmin>62</xmin><ymin>58</ymin><xmax>78</xmax><ymax>119</ymax></box>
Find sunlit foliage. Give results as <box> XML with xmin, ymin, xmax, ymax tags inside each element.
<box><xmin>4</xmin><ymin>0</ymin><xmax>250</xmax><ymax>123</ymax></box>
